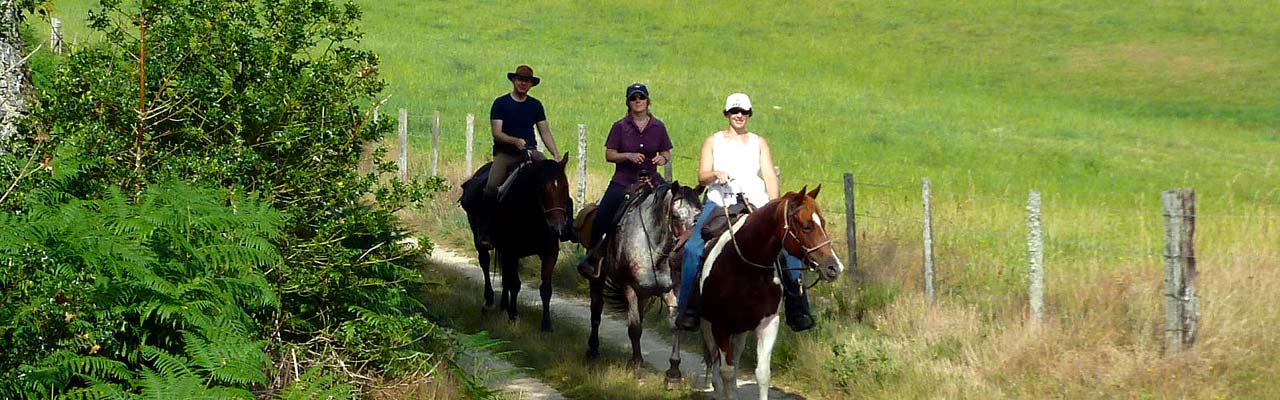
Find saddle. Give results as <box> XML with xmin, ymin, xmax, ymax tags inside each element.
<box><xmin>699</xmin><ymin>193</ymin><xmax>753</xmax><ymax>242</ymax></box>
<box><xmin>496</xmin><ymin>160</ymin><xmax>533</xmax><ymax>203</ymax></box>
<box><xmin>573</xmin><ymin>179</ymin><xmax>662</xmax><ymax>251</ymax></box>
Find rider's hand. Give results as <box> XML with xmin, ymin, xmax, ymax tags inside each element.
<box><xmin>651</xmin><ymin>154</ymin><xmax>666</xmax><ymax>166</ymax></box>
<box><xmin>714</xmin><ymin>171</ymin><xmax>731</xmax><ymax>185</ymax></box>
<box><xmin>629</xmin><ymin>153</ymin><xmax>646</xmax><ymax>164</ymax></box>
<box><xmin>511</xmin><ymin>138</ymin><xmax>526</xmax><ymax>151</ymax></box>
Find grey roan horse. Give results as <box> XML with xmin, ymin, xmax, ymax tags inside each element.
<box><xmin>586</xmin><ymin>182</ymin><xmax>703</xmax><ymax>381</ymax></box>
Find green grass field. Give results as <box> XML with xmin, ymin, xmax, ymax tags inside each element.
<box><xmin>30</xmin><ymin>0</ymin><xmax>1280</xmax><ymax>398</ymax></box>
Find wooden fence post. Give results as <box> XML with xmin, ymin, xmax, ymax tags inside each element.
<box><xmin>431</xmin><ymin>111</ymin><xmax>440</xmax><ymax>176</ymax></box>
<box><xmin>577</xmin><ymin>124</ymin><xmax>587</xmax><ymax>206</ymax></box>
<box><xmin>465</xmin><ymin>113</ymin><xmax>474</xmax><ymax>174</ymax></box>
<box><xmin>843</xmin><ymin>172</ymin><xmax>857</xmax><ymax>276</ymax></box>
<box><xmin>1027</xmin><ymin>190</ymin><xmax>1044</xmax><ymax>325</ymax></box>
<box><xmin>1162</xmin><ymin>188</ymin><xmax>1199</xmax><ymax>354</ymax></box>
<box><xmin>397</xmin><ymin>108</ymin><xmax>407</xmax><ymax>180</ymax></box>
<box><xmin>51</xmin><ymin>18</ymin><xmax>63</xmax><ymax>54</ymax></box>
<box><xmin>664</xmin><ymin>160</ymin><xmax>673</xmax><ymax>182</ymax></box>
<box><xmin>922</xmin><ymin>177</ymin><xmax>935</xmax><ymax>305</ymax></box>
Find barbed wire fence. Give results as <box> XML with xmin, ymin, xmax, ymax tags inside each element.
<box><xmin>383</xmin><ymin>108</ymin><xmax>1280</xmax><ymax>355</ymax></box>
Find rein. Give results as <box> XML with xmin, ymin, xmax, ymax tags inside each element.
<box><xmin>717</xmin><ymin>195</ymin><xmax>778</xmax><ymax>271</ymax></box>
<box><xmin>717</xmin><ymin>192</ymin><xmax>833</xmax><ymax>290</ymax></box>
<box><xmin>635</xmin><ymin>184</ymin><xmax>684</xmax><ymax>284</ymax></box>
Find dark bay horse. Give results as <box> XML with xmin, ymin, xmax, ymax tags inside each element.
<box><xmin>695</xmin><ymin>186</ymin><xmax>843</xmax><ymax>400</ymax></box>
<box><xmin>460</xmin><ymin>154</ymin><xmax>575</xmax><ymax>331</ymax></box>
<box><xmin>585</xmin><ymin>182</ymin><xmax>703</xmax><ymax>378</ymax></box>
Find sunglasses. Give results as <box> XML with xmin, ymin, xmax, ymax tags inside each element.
<box><xmin>628</xmin><ymin>94</ymin><xmax>648</xmax><ymax>101</ymax></box>
<box><xmin>726</xmin><ymin>108</ymin><xmax>752</xmax><ymax>116</ymax></box>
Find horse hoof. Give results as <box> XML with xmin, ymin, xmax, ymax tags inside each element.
<box><xmin>664</xmin><ymin>374</ymin><xmax>682</xmax><ymax>390</ymax></box>
<box><xmin>541</xmin><ymin>321</ymin><xmax>553</xmax><ymax>332</ymax></box>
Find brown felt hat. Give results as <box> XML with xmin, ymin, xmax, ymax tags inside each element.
<box><xmin>506</xmin><ymin>65</ymin><xmax>541</xmax><ymax>86</ymax></box>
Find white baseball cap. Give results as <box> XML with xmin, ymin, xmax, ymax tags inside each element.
<box><xmin>723</xmin><ymin>93</ymin><xmax>752</xmax><ymax>112</ymax></box>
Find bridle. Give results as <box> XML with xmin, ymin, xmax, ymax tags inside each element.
<box><xmin>780</xmin><ymin>198</ymin><xmax>833</xmax><ymax>266</ymax></box>
<box><xmin>720</xmin><ymin>193</ymin><xmax>832</xmax><ymax>290</ymax></box>
<box><xmin>634</xmin><ymin>183</ymin><xmax>694</xmax><ymax>283</ymax></box>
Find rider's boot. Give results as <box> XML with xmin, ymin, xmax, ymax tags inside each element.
<box><xmin>781</xmin><ymin>273</ymin><xmax>816</xmax><ymax>332</ymax></box>
<box><xmin>675</xmin><ymin>283</ymin><xmax>701</xmax><ymax>331</ymax></box>
<box><xmin>477</xmin><ymin>192</ymin><xmax>497</xmax><ymax>247</ymax></box>
<box><xmin>576</xmin><ymin>239</ymin><xmax>604</xmax><ymax>279</ymax></box>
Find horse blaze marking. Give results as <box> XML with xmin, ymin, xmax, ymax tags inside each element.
<box><xmin>812</xmin><ymin>212</ymin><xmax>821</xmax><ymax>227</ymax></box>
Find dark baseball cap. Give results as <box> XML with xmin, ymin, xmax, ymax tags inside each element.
<box><xmin>626</xmin><ymin>83</ymin><xmax>649</xmax><ymax>99</ymax></box>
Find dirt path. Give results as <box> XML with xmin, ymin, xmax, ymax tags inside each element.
<box><xmin>456</xmin><ymin>347</ymin><xmax>566</xmax><ymax>400</ymax></box>
<box><xmin>427</xmin><ymin>247</ymin><xmax>804</xmax><ymax>399</ymax></box>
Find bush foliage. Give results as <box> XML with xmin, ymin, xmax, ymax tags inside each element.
<box><xmin>3</xmin><ymin>0</ymin><xmax>454</xmax><ymax>397</ymax></box>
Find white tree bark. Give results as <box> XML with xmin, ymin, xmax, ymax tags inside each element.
<box><xmin>1</xmin><ymin>0</ymin><xmax>31</xmax><ymax>148</ymax></box>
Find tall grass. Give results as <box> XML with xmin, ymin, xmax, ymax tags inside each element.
<box><xmin>33</xmin><ymin>0</ymin><xmax>1280</xmax><ymax>398</ymax></box>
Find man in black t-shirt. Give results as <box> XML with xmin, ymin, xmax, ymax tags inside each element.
<box><xmin>474</xmin><ymin>65</ymin><xmax>562</xmax><ymax>246</ymax></box>
<box><xmin>484</xmin><ymin>64</ymin><xmax>561</xmax><ymax>199</ymax></box>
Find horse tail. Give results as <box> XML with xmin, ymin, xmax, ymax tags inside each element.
<box><xmin>602</xmin><ymin>275</ymin><xmax>630</xmax><ymax>314</ymax></box>
<box><xmin>603</xmin><ymin>275</ymin><xmax>660</xmax><ymax>319</ymax></box>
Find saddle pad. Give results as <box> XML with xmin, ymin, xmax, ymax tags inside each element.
<box><xmin>573</xmin><ymin>203</ymin><xmax>599</xmax><ymax>249</ymax></box>
<box><xmin>700</xmin><ymin>201</ymin><xmax>751</xmax><ymax>241</ymax></box>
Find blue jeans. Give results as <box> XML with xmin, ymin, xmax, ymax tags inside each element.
<box><xmin>677</xmin><ymin>201</ymin><xmax>802</xmax><ymax>313</ymax></box>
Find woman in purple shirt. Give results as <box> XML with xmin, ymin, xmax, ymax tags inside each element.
<box><xmin>577</xmin><ymin>83</ymin><xmax>673</xmax><ymax>278</ymax></box>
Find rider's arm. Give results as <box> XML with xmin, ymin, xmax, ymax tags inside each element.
<box><xmin>697</xmin><ymin>135</ymin><xmax>723</xmax><ymax>186</ymax></box>
<box><xmin>491</xmin><ymin>119</ymin><xmax>526</xmax><ymax>149</ymax></box>
<box><xmin>536</xmin><ymin>120</ymin><xmax>560</xmax><ymax>158</ymax></box>
<box><xmin>759</xmin><ymin>136</ymin><xmax>780</xmax><ymax>200</ymax></box>
<box><xmin>655</xmin><ymin>150</ymin><xmax>671</xmax><ymax>166</ymax></box>
<box><xmin>606</xmin><ymin>148</ymin><xmax>644</xmax><ymax>164</ymax></box>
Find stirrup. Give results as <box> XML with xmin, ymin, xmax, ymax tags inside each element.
<box><xmin>577</xmin><ymin>255</ymin><xmax>601</xmax><ymax>279</ymax></box>
<box><xmin>675</xmin><ymin>310</ymin><xmax>700</xmax><ymax>331</ymax></box>
<box><xmin>786</xmin><ymin>312</ymin><xmax>815</xmax><ymax>332</ymax></box>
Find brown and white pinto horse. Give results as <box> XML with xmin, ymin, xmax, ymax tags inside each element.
<box><xmin>696</xmin><ymin>186</ymin><xmax>843</xmax><ymax>399</ymax></box>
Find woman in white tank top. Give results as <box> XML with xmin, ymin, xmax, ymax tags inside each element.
<box><xmin>676</xmin><ymin>93</ymin><xmax>815</xmax><ymax>333</ymax></box>
<box><xmin>699</xmin><ymin>93</ymin><xmax>778</xmax><ymax>208</ymax></box>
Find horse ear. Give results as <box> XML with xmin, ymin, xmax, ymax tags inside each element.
<box><xmin>797</xmin><ymin>185</ymin><xmax>808</xmax><ymax>198</ymax></box>
<box><xmin>558</xmin><ymin>152</ymin><xmax>569</xmax><ymax>168</ymax></box>
<box><xmin>807</xmin><ymin>184</ymin><xmax>821</xmax><ymax>199</ymax></box>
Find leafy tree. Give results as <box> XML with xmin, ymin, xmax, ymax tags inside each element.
<box><xmin>3</xmin><ymin>0</ymin><xmax>458</xmax><ymax>396</ymax></box>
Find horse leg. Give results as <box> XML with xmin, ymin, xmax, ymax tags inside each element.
<box><xmin>478</xmin><ymin>245</ymin><xmax>494</xmax><ymax>310</ymax></box>
<box><xmin>662</xmin><ymin>290</ymin><xmax>683</xmax><ymax>388</ymax></box>
<box><xmin>716</xmin><ymin>328</ymin><xmax>739</xmax><ymax>400</ymax></box>
<box><xmin>624</xmin><ymin>285</ymin><xmax>643</xmax><ymax>367</ymax></box>
<box><xmin>502</xmin><ymin>253</ymin><xmax>520</xmax><ymax>322</ymax></box>
<box><xmin>538</xmin><ymin>252</ymin><xmax>557</xmax><ymax>332</ymax></box>
<box><xmin>586</xmin><ymin>277</ymin><xmax>604</xmax><ymax>359</ymax></box>
<box><xmin>496</xmin><ymin>248</ymin><xmax>509</xmax><ymax>311</ymax></box>
<box><xmin>754</xmin><ymin>314</ymin><xmax>780</xmax><ymax>400</ymax></box>
<box><xmin>700</xmin><ymin>321</ymin><xmax>721</xmax><ymax>394</ymax></box>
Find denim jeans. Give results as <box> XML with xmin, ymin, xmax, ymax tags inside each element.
<box><xmin>677</xmin><ymin>200</ymin><xmax>802</xmax><ymax>313</ymax></box>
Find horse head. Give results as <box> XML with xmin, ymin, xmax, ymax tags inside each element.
<box><xmin>779</xmin><ymin>185</ymin><xmax>844</xmax><ymax>282</ymax></box>
<box><xmin>666</xmin><ymin>182</ymin><xmax>705</xmax><ymax>240</ymax></box>
<box><xmin>535</xmin><ymin>153</ymin><xmax>576</xmax><ymax>243</ymax></box>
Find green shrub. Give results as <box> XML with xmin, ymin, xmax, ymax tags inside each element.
<box><xmin>0</xmin><ymin>182</ymin><xmax>279</xmax><ymax>398</ymax></box>
<box><xmin>7</xmin><ymin>0</ymin><xmax>459</xmax><ymax>396</ymax></box>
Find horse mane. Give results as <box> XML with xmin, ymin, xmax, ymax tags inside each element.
<box><xmin>600</xmin><ymin>182</ymin><xmax>685</xmax><ymax>314</ymax></box>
